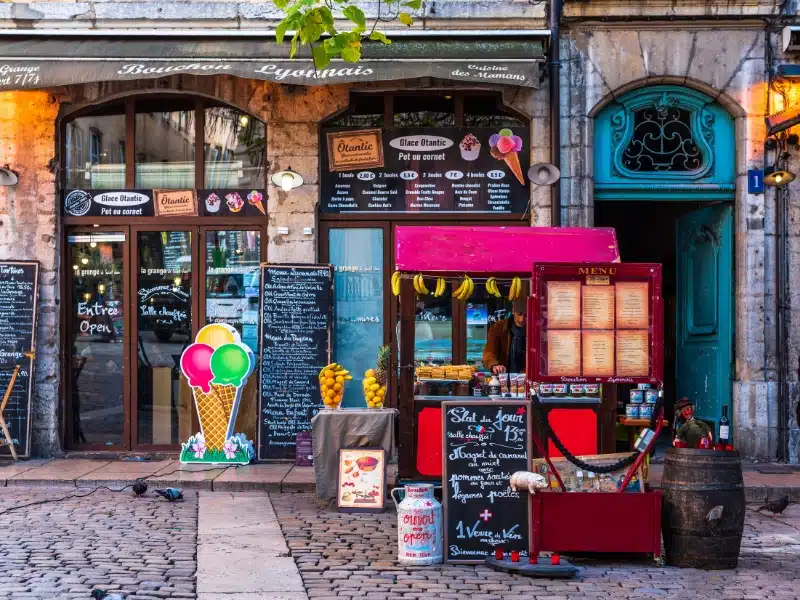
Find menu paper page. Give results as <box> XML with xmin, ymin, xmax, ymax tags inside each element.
<box><xmin>616</xmin><ymin>282</ymin><xmax>649</xmax><ymax>329</ymax></box>
<box><xmin>546</xmin><ymin>281</ymin><xmax>581</xmax><ymax>329</ymax></box>
<box><xmin>546</xmin><ymin>329</ymin><xmax>581</xmax><ymax>376</ymax></box>
<box><xmin>582</xmin><ymin>330</ymin><xmax>615</xmax><ymax>377</ymax></box>
<box><xmin>581</xmin><ymin>285</ymin><xmax>615</xmax><ymax>329</ymax></box>
<box><xmin>616</xmin><ymin>330</ymin><xmax>650</xmax><ymax>377</ymax></box>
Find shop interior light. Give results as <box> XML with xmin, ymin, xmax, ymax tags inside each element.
<box><xmin>271</xmin><ymin>167</ymin><xmax>304</xmax><ymax>192</ymax></box>
<box><xmin>765</xmin><ymin>169</ymin><xmax>796</xmax><ymax>186</ymax></box>
<box><xmin>72</xmin><ymin>264</ymin><xmax>79</xmax><ymax>271</ymax></box>
<box><xmin>81</xmin><ymin>257</ymin><xmax>89</xmax><ymax>265</ymax></box>
<box><xmin>173</xmin><ymin>276</ymin><xmax>182</xmax><ymax>287</ymax></box>
<box><xmin>239</xmin><ymin>115</ymin><xmax>249</xmax><ymax>127</ymax></box>
<box><xmin>90</xmin><ymin>241</ymin><xmax>97</xmax><ymax>248</ymax></box>
<box><xmin>98</xmin><ymin>284</ymin><xmax>106</xmax><ymax>294</ymax></box>
<box><xmin>0</xmin><ymin>164</ymin><xmax>18</xmax><ymax>187</ymax></box>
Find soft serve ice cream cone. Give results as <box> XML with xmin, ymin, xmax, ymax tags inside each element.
<box><xmin>489</xmin><ymin>128</ymin><xmax>525</xmax><ymax>185</ymax></box>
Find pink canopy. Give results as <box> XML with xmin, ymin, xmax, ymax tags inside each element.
<box><xmin>395</xmin><ymin>226</ymin><xmax>620</xmax><ymax>274</ymax></box>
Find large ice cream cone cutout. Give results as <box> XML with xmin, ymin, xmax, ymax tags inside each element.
<box><xmin>489</xmin><ymin>128</ymin><xmax>525</xmax><ymax>185</ymax></box>
<box><xmin>179</xmin><ymin>324</ymin><xmax>255</xmax><ymax>465</ymax></box>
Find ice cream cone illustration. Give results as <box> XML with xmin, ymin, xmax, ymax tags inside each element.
<box><xmin>247</xmin><ymin>190</ymin><xmax>266</xmax><ymax>215</ymax></box>
<box><xmin>179</xmin><ymin>323</ymin><xmax>255</xmax><ymax>464</ymax></box>
<box><xmin>489</xmin><ymin>128</ymin><xmax>525</xmax><ymax>185</ymax></box>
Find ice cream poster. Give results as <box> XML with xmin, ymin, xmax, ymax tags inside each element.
<box><xmin>336</xmin><ymin>448</ymin><xmax>387</xmax><ymax>513</ymax></box>
<box><xmin>179</xmin><ymin>323</ymin><xmax>256</xmax><ymax>465</ymax></box>
<box><xmin>320</xmin><ymin>126</ymin><xmax>530</xmax><ymax>214</ymax></box>
<box><xmin>198</xmin><ymin>189</ymin><xmax>268</xmax><ymax>217</ymax></box>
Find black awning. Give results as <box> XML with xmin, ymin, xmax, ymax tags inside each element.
<box><xmin>0</xmin><ymin>36</ymin><xmax>546</xmax><ymax>91</ymax></box>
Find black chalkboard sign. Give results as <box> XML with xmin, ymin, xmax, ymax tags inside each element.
<box><xmin>258</xmin><ymin>264</ymin><xmax>333</xmax><ymax>460</ymax></box>
<box><xmin>0</xmin><ymin>261</ymin><xmax>39</xmax><ymax>458</ymax></box>
<box><xmin>442</xmin><ymin>400</ymin><xmax>531</xmax><ymax>563</ymax></box>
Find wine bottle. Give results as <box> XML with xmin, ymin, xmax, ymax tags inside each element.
<box><xmin>719</xmin><ymin>405</ymin><xmax>730</xmax><ymax>444</ymax></box>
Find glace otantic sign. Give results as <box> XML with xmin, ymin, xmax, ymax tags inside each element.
<box><xmin>321</xmin><ymin>127</ymin><xmax>531</xmax><ymax>214</ymax></box>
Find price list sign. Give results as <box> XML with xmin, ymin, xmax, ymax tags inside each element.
<box><xmin>258</xmin><ymin>264</ymin><xmax>333</xmax><ymax>460</ymax></box>
<box><xmin>0</xmin><ymin>261</ymin><xmax>39</xmax><ymax>458</ymax></box>
<box><xmin>442</xmin><ymin>400</ymin><xmax>531</xmax><ymax>563</ymax></box>
<box><xmin>321</xmin><ymin>127</ymin><xmax>530</xmax><ymax>214</ymax></box>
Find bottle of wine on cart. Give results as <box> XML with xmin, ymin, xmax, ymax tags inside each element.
<box><xmin>719</xmin><ymin>405</ymin><xmax>730</xmax><ymax>444</ymax></box>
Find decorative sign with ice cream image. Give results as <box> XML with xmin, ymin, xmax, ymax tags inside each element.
<box><xmin>179</xmin><ymin>323</ymin><xmax>256</xmax><ymax>465</ymax></box>
<box><xmin>198</xmin><ymin>189</ymin><xmax>268</xmax><ymax>217</ymax></box>
<box><xmin>321</xmin><ymin>127</ymin><xmax>530</xmax><ymax>214</ymax></box>
<box><xmin>336</xmin><ymin>448</ymin><xmax>387</xmax><ymax>512</ymax></box>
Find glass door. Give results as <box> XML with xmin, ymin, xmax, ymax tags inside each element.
<box><xmin>133</xmin><ymin>228</ymin><xmax>196</xmax><ymax>449</ymax></box>
<box><xmin>66</xmin><ymin>230</ymin><xmax>129</xmax><ymax>449</ymax></box>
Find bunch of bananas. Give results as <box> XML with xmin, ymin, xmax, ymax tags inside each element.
<box><xmin>454</xmin><ymin>275</ymin><xmax>474</xmax><ymax>301</ymax></box>
<box><xmin>412</xmin><ymin>274</ymin><xmax>430</xmax><ymax>296</ymax></box>
<box><xmin>391</xmin><ymin>271</ymin><xmax>401</xmax><ymax>296</ymax></box>
<box><xmin>318</xmin><ymin>362</ymin><xmax>352</xmax><ymax>409</ymax></box>
<box><xmin>508</xmin><ymin>277</ymin><xmax>523</xmax><ymax>301</ymax></box>
<box><xmin>485</xmin><ymin>277</ymin><xmax>502</xmax><ymax>298</ymax></box>
<box><xmin>432</xmin><ymin>276</ymin><xmax>447</xmax><ymax>297</ymax></box>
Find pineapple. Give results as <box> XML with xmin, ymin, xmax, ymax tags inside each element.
<box><xmin>375</xmin><ymin>345</ymin><xmax>391</xmax><ymax>386</ymax></box>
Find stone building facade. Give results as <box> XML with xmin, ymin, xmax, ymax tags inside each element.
<box><xmin>0</xmin><ymin>0</ymin><xmax>798</xmax><ymax>462</ymax></box>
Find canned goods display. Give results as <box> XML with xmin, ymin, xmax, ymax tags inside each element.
<box><xmin>639</xmin><ymin>404</ymin><xmax>654</xmax><ymax>418</ymax></box>
<box><xmin>629</xmin><ymin>390</ymin><xmax>644</xmax><ymax>404</ymax></box>
<box><xmin>625</xmin><ymin>404</ymin><xmax>640</xmax><ymax>418</ymax></box>
<box><xmin>538</xmin><ymin>383</ymin><xmax>553</xmax><ymax>396</ymax></box>
<box><xmin>552</xmin><ymin>383</ymin><xmax>568</xmax><ymax>395</ymax></box>
<box><xmin>645</xmin><ymin>390</ymin><xmax>658</xmax><ymax>404</ymax></box>
<box><xmin>584</xmin><ymin>383</ymin><xmax>600</xmax><ymax>396</ymax></box>
<box><xmin>569</xmin><ymin>384</ymin><xmax>585</xmax><ymax>396</ymax></box>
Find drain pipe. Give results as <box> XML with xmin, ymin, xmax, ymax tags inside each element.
<box><xmin>549</xmin><ymin>0</ymin><xmax>563</xmax><ymax>227</ymax></box>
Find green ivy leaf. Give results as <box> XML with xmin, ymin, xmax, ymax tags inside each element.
<box><xmin>342</xmin><ymin>5</ymin><xmax>366</xmax><ymax>32</ymax></box>
<box><xmin>290</xmin><ymin>31</ymin><xmax>300</xmax><ymax>58</ymax></box>
<box><xmin>369</xmin><ymin>31</ymin><xmax>392</xmax><ymax>45</ymax></box>
<box><xmin>405</xmin><ymin>0</ymin><xmax>422</xmax><ymax>10</ymax></box>
<box><xmin>341</xmin><ymin>40</ymin><xmax>362</xmax><ymax>63</ymax></box>
<box><xmin>312</xmin><ymin>44</ymin><xmax>332</xmax><ymax>69</ymax></box>
<box><xmin>273</xmin><ymin>0</ymin><xmax>292</xmax><ymax>10</ymax></box>
<box><xmin>318</xmin><ymin>5</ymin><xmax>335</xmax><ymax>31</ymax></box>
<box><xmin>275</xmin><ymin>20</ymin><xmax>290</xmax><ymax>44</ymax></box>
<box><xmin>398</xmin><ymin>11</ymin><xmax>413</xmax><ymax>26</ymax></box>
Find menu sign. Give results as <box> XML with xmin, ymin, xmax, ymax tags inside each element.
<box><xmin>259</xmin><ymin>264</ymin><xmax>333</xmax><ymax>460</ymax></box>
<box><xmin>0</xmin><ymin>261</ymin><xmax>39</xmax><ymax>458</ymax></box>
<box><xmin>327</xmin><ymin>129</ymin><xmax>385</xmax><ymax>171</ymax></box>
<box><xmin>530</xmin><ymin>263</ymin><xmax>663</xmax><ymax>384</ymax></box>
<box><xmin>442</xmin><ymin>400</ymin><xmax>531</xmax><ymax>563</ymax></box>
<box><xmin>320</xmin><ymin>127</ymin><xmax>530</xmax><ymax>214</ymax></box>
<box><xmin>154</xmin><ymin>189</ymin><xmax>198</xmax><ymax>217</ymax></box>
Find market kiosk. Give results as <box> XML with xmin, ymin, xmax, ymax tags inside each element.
<box><xmin>394</xmin><ymin>225</ymin><xmax>621</xmax><ymax>480</ymax></box>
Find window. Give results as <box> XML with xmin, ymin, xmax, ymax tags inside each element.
<box><xmin>64</xmin><ymin>97</ymin><xmax>266</xmax><ymax>190</ymax></box>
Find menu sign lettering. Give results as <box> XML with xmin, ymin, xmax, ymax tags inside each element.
<box><xmin>327</xmin><ymin>129</ymin><xmax>385</xmax><ymax>171</ymax></box>
<box><xmin>154</xmin><ymin>190</ymin><xmax>198</xmax><ymax>217</ymax></box>
<box><xmin>259</xmin><ymin>264</ymin><xmax>332</xmax><ymax>459</ymax></box>
<box><xmin>0</xmin><ymin>261</ymin><xmax>39</xmax><ymax>458</ymax></box>
<box><xmin>64</xmin><ymin>189</ymin><xmax>154</xmax><ymax>217</ymax></box>
<box><xmin>321</xmin><ymin>127</ymin><xmax>530</xmax><ymax>214</ymax></box>
<box><xmin>442</xmin><ymin>400</ymin><xmax>531</xmax><ymax>563</ymax></box>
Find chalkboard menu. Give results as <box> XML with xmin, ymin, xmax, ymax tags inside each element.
<box><xmin>0</xmin><ymin>261</ymin><xmax>39</xmax><ymax>458</ymax></box>
<box><xmin>259</xmin><ymin>264</ymin><xmax>333</xmax><ymax>460</ymax></box>
<box><xmin>442</xmin><ymin>400</ymin><xmax>531</xmax><ymax>563</ymax></box>
<box><xmin>321</xmin><ymin>127</ymin><xmax>530</xmax><ymax>214</ymax></box>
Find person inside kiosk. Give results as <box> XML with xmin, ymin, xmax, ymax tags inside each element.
<box><xmin>482</xmin><ymin>299</ymin><xmax>527</xmax><ymax>375</ymax></box>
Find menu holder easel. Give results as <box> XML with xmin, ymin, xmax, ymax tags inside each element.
<box><xmin>0</xmin><ymin>351</ymin><xmax>35</xmax><ymax>461</ymax></box>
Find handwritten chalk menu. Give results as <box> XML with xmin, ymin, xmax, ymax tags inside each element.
<box><xmin>0</xmin><ymin>261</ymin><xmax>39</xmax><ymax>458</ymax></box>
<box><xmin>442</xmin><ymin>400</ymin><xmax>531</xmax><ymax>563</ymax></box>
<box><xmin>320</xmin><ymin>127</ymin><xmax>530</xmax><ymax>214</ymax></box>
<box><xmin>259</xmin><ymin>264</ymin><xmax>333</xmax><ymax>460</ymax></box>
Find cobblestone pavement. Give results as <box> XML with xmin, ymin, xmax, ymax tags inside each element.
<box><xmin>0</xmin><ymin>487</ymin><xmax>197</xmax><ymax>600</ymax></box>
<box><xmin>272</xmin><ymin>493</ymin><xmax>800</xmax><ymax>600</ymax></box>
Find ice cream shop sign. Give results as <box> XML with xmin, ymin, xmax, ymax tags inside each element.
<box><xmin>320</xmin><ymin>127</ymin><xmax>530</xmax><ymax>214</ymax></box>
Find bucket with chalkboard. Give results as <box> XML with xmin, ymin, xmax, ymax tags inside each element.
<box><xmin>391</xmin><ymin>484</ymin><xmax>443</xmax><ymax>565</ymax></box>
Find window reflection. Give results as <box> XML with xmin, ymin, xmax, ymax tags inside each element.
<box><xmin>135</xmin><ymin>101</ymin><xmax>196</xmax><ymax>189</ymax></box>
<box><xmin>414</xmin><ymin>294</ymin><xmax>453</xmax><ymax>366</ymax></box>
<box><xmin>65</xmin><ymin>113</ymin><xmax>127</xmax><ymax>189</ymax></box>
<box><xmin>137</xmin><ymin>231</ymin><xmax>193</xmax><ymax>445</ymax></box>
<box><xmin>466</xmin><ymin>282</ymin><xmax>513</xmax><ymax>369</ymax></box>
<box><xmin>204</xmin><ymin>107</ymin><xmax>266</xmax><ymax>188</ymax></box>
<box><xmin>68</xmin><ymin>233</ymin><xmax>126</xmax><ymax>446</ymax></box>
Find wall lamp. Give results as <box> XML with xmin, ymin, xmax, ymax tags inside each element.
<box><xmin>271</xmin><ymin>167</ymin><xmax>304</xmax><ymax>192</ymax></box>
<box><xmin>0</xmin><ymin>165</ymin><xmax>19</xmax><ymax>187</ymax></box>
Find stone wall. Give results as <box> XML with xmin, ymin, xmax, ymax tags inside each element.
<box><xmin>559</xmin><ymin>24</ymin><xmax>777</xmax><ymax>458</ymax></box>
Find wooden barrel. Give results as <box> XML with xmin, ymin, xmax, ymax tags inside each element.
<box><xmin>660</xmin><ymin>448</ymin><xmax>745</xmax><ymax>569</ymax></box>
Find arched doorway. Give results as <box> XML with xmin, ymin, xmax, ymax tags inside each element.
<box><xmin>593</xmin><ymin>85</ymin><xmax>735</xmax><ymax>434</ymax></box>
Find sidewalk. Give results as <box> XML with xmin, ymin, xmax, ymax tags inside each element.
<box><xmin>0</xmin><ymin>458</ymin><xmax>798</xmax><ymax>500</ymax></box>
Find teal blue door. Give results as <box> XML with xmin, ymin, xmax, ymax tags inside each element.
<box><xmin>676</xmin><ymin>204</ymin><xmax>733</xmax><ymax>426</ymax></box>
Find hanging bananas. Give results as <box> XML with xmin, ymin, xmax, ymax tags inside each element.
<box><xmin>433</xmin><ymin>277</ymin><xmax>447</xmax><ymax>298</ymax></box>
<box><xmin>508</xmin><ymin>277</ymin><xmax>522</xmax><ymax>301</ymax></box>
<box><xmin>485</xmin><ymin>277</ymin><xmax>502</xmax><ymax>299</ymax></box>
<box><xmin>413</xmin><ymin>274</ymin><xmax>430</xmax><ymax>296</ymax></box>
<box><xmin>454</xmin><ymin>275</ymin><xmax>474</xmax><ymax>301</ymax></box>
<box><xmin>391</xmin><ymin>271</ymin><xmax>401</xmax><ymax>297</ymax></box>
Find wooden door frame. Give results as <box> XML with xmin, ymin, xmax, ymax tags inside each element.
<box><xmin>62</xmin><ymin>225</ymin><xmax>132</xmax><ymax>451</ymax></box>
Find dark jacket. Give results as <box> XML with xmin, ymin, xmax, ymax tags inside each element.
<box><xmin>483</xmin><ymin>318</ymin><xmax>525</xmax><ymax>372</ymax></box>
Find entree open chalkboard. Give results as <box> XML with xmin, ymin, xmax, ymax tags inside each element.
<box><xmin>442</xmin><ymin>400</ymin><xmax>531</xmax><ymax>563</ymax></box>
<box><xmin>258</xmin><ymin>264</ymin><xmax>333</xmax><ymax>460</ymax></box>
<box><xmin>0</xmin><ymin>261</ymin><xmax>39</xmax><ymax>458</ymax></box>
